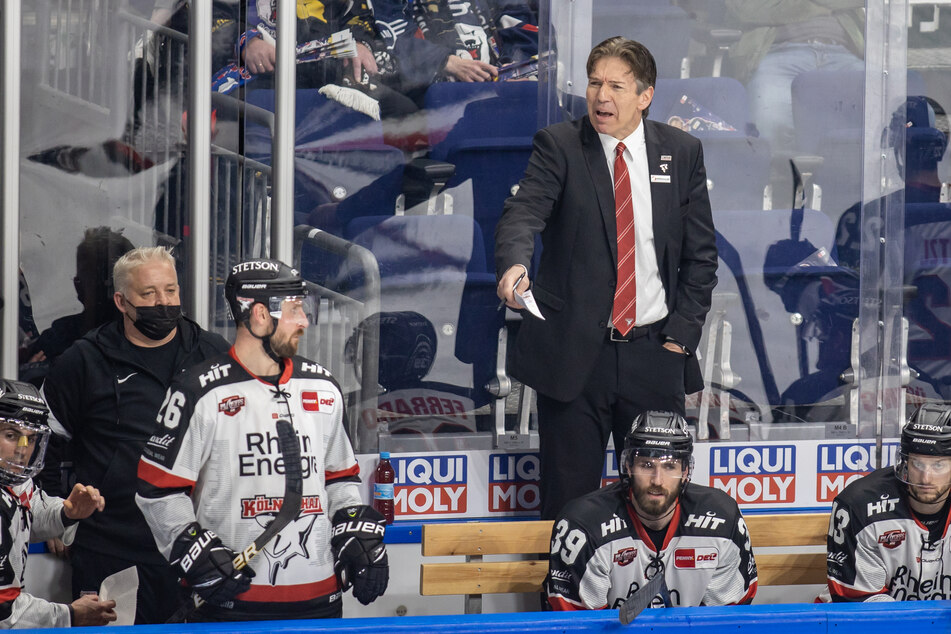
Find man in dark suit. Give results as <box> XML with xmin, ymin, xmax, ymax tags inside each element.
<box><xmin>495</xmin><ymin>37</ymin><xmax>718</xmax><ymax>520</ymax></box>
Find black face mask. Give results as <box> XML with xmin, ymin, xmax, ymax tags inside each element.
<box><xmin>130</xmin><ymin>303</ymin><xmax>182</xmax><ymax>340</ymax></box>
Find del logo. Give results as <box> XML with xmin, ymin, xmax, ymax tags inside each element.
<box><xmin>218</xmin><ymin>395</ymin><xmax>246</xmax><ymax>417</ymax></box>
<box><xmin>488</xmin><ymin>453</ymin><xmax>539</xmax><ymax>512</ymax></box>
<box><xmin>614</xmin><ymin>547</ymin><xmax>637</xmax><ymax>566</ymax></box>
<box><xmin>301</xmin><ymin>391</ymin><xmax>335</xmax><ymax>412</ymax></box>
<box><xmin>709</xmin><ymin>445</ymin><xmax>796</xmax><ymax>504</ymax></box>
<box><xmin>602</xmin><ymin>450</ymin><xmax>620</xmax><ymax>487</ymax></box>
<box><xmin>674</xmin><ymin>547</ymin><xmax>719</xmax><ymax>569</ymax></box>
<box><xmin>878</xmin><ymin>529</ymin><xmax>906</xmax><ymax>549</ymax></box>
<box><xmin>240</xmin><ymin>494</ymin><xmax>323</xmax><ymax>518</ymax></box>
<box><xmin>394</xmin><ymin>455</ymin><xmax>467</xmax><ymax>516</ymax></box>
<box><xmin>816</xmin><ymin>442</ymin><xmax>899</xmax><ymax>501</ymax></box>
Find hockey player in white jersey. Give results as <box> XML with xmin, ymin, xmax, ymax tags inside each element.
<box><xmin>546</xmin><ymin>411</ymin><xmax>757</xmax><ymax>610</ymax></box>
<box><xmin>0</xmin><ymin>379</ymin><xmax>116</xmax><ymax>628</ymax></box>
<box><xmin>828</xmin><ymin>403</ymin><xmax>951</xmax><ymax>601</ymax></box>
<box><xmin>136</xmin><ymin>259</ymin><xmax>387</xmax><ymax>621</ymax></box>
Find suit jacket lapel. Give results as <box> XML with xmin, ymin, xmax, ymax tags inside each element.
<box><xmin>645</xmin><ymin>120</ymin><xmax>673</xmax><ymax>273</ymax></box>
<box><xmin>581</xmin><ymin>116</ymin><xmax>619</xmax><ymax>264</ymax></box>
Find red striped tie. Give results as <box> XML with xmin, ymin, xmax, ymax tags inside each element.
<box><xmin>612</xmin><ymin>142</ymin><xmax>637</xmax><ymax>336</ymax></box>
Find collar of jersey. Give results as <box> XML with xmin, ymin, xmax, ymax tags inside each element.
<box><xmin>228</xmin><ymin>346</ymin><xmax>293</xmax><ymax>385</ymax></box>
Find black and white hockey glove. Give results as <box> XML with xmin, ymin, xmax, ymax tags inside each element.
<box><xmin>170</xmin><ymin>522</ymin><xmax>255</xmax><ymax>605</ymax></box>
<box><xmin>330</xmin><ymin>506</ymin><xmax>389</xmax><ymax>605</ymax></box>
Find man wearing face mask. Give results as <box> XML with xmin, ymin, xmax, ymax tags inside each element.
<box><xmin>40</xmin><ymin>247</ymin><xmax>229</xmax><ymax>624</ymax></box>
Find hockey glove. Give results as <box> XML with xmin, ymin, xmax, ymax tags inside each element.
<box><xmin>170</xmin><ymin>522</ymin><xmax>255</xmax><ymax>605</ymax></box>
<box><xmin>330</xmin><ymin>506</ymin><xmax>389</xmax><ymax>605</ymax></box>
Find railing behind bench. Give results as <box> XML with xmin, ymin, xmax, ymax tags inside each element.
<box><xmin>419</xmin><ymin>513</ymin><xmax>829</xmax><ymax>614</ymax></box>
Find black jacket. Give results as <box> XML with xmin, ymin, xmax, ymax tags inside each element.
<box><xmin>41</xmin><ymin>317</ymin><xmax>229</xmax><ymax>563</ymax></box>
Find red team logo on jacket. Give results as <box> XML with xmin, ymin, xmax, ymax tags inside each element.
<box><xmin>613</xmin><ymin>547</ymin><xmax>637</xmax><ymax>566</ymax></box>
<box><xmin>218</xmin><ymin>395</ymin><xmax>246</xmax><ymax>416</ymax></box>
<box><xmin>878</xmin><ymin>529</ymin><xmax>906</xmax><ymax>549</ymax></box>
<box><xmin>302</xmin><ymin>391</ymin><xmax>335</xmax><ymax>412</ymax></box>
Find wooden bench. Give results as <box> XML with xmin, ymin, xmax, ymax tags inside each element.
<box><xmin>419</xmin><ymin>513</ymin><xmax>828</xmax><ymax>613</ymax></box>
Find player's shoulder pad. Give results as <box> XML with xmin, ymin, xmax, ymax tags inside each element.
<box><xmin>293</xmin><ymin>356</ymin><xmax>338</xmax><ymax>382</ymax></box>
<box><xmin>174</xmin><ymin>352</ymin><xmax>243</xmax><ymax>395</ymax></box>
<box><xmin>557</xmin><ymin>482</ymin><xmax>631</xmax><ymax>545</ymax></box>
<box><xmin>834</xmin><ymin>467</ymin><xmax>906</xmax><ymax>525</ymax></box>
<box><xmin>679</xmin><ymin>483</ymin><xmax>742</xmax><ymax>536</ymax></box>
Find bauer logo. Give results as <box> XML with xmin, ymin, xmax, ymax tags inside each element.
<box><xmin>488</xmin><ymin>453</ymin><xmax>539</xmax><ymax>512</ymax></box>
<box><xmin>394</xmin><ymin>455</ymin><xmax>467</xmax><ymax>516</ymax></box>
<box><xmin>709</xmin><ymin>445</ymin><xmax>796</xmax><ymax>504</ymax></box>
<box><xmin>816</xmin><ymin>442</ymin><xmax>897</xmax><ymax>502</ymax></box>
<box><xmin>602</xmin><ymin>449</ymin><xmax>620</xmax><ymax>487</ymax></box>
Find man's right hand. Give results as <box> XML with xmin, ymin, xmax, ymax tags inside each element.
<box><xmin>445</xmin><ymin>55</ymin><xmax>498</xmax><ymax>82</ymax></box>
<box><xmin>70</xmin><ymin>594</ymin><xmax>117</xmax><ymax>626</ymax></box>
<box><xmin>170</xmin><ymin>522</ymin><xmax>254</xmax><ymax>604</ymax></box>
<box><xmin>497</xmin><ymin>265</ymin><xmax>530</xmax><ymax>308</ymax></box>
<box><xmin>243</xmin><ymin>37</ymin><xmax>275</xmax><ymax>74</ymax></box>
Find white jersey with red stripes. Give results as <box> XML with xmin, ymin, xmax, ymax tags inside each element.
<box><xmin>827</xmin><ymin>467</ymin><xmax>951</xmax><ymax>602</ymax></box>
<box><xmin>0</xmin><ymin>480</ymin><xmax>75</xmax><ymax>628</ymax></box>
<box><xmin>546</xmin><ymin>481</ymin><xmax>757</xmax><ymax>610</ymax></box>
<box><xmin>136</xmin><ymin>349</ymin><xmax>362</xmax><ymax>618</ymax></box>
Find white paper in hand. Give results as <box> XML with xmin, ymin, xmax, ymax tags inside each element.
<box><xmin>99</xmin><ymin>566</ymin><xmax>138</xmax><ymax>625</ymax></box>
<box><xmin>515</xmin><ymin>289</ymin><xmax>545</xmax><ymax>320</ymax></box>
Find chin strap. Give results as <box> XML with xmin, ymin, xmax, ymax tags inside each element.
<box><xmin>246</xmin><ymin>316</ymin><xmax>285</xmax><ymax>366</ymax></box>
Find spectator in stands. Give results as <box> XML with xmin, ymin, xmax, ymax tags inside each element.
<box><xmin>137</xmin><ymin>259</ymin><xmax>387</xmax><ymax>621</ymax></box>
<box><xmin>495</xmin><ymin>36</ymin><xmax>717</xmax><ymax>520</ymax></box>
<box><xmin>0</xmin><ymin>378</ymin><xmax>117</xmax><ymax>628</ymax></box>
<box><xmin>827</xmin><ymin>403</ymin><xmax>951</xmax><ymax>601</ymax></box>
<box><xmin>40</xmin><ymin>247</ymin><xmax>229</xmax><ymax>624</ymax></box>
<box><xmin>547</xmin><ymin>411</ymin><xmax>757</xmax><ymax>610</ymax></box>
<box><xmin>21</xmin><ymin>227</ymin><xmax>135</xmax><ymax>386</ymax></box>
<box><xmin>725</xmin><ymin>0</ymin><xmax>865</xmax><ymax>151</ymax></box>
<box><xmin>239</xmin><ymin>0</ymin><xmax>418</xmax><ymax>119</ymax></box>
<box><xmin>373</xmin><ymin>0</ymin><xmax>539</xmax><ymax>104</ymax></box>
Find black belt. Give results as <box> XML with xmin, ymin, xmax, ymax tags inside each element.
<box><xmin>607</xmin><ymin>324</ymin><xmax>653</xmax><ymax>342</ymax></box>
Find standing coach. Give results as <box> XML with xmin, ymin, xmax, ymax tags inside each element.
<box><xmin>495</xmin><ymin>36</ymin><xmax>717</xmax><ymax>520</ymax></box>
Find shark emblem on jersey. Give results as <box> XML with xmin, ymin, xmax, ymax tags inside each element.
<box><xmin>257</xmin><ymin>513</ymin><xmax>318</xmax><ymax>585</ymax></box>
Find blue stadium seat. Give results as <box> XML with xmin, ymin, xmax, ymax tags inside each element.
<box><xmin>243</xmin><ymin>89</ymin><xmax>405</xmax><ymax>227</ymax></box>
<box><xmin>425</xmin><ymin>82</ymin><xmax>539</xmax><ymax>267</ymax></box>
<box><xmin>651</xmin><ymin>78</ymin><xmax>770</xmax><ymax>211</ymax></box>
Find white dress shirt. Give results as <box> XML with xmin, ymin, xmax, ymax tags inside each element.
<box><xmin>598</xmin><ymin>122</ymin><xmax>668</xmax><ymax>327</ymax></box>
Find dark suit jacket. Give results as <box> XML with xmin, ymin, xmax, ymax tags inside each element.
<box><xmin>494</xmin><ymin>115</ymin><xmax>718</xmax><ymax>402</ymax></box>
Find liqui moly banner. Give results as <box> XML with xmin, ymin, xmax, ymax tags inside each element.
<box><xmin>355</xmin><ymin>439</ymin><xmax>900</xmax><ymax>520</ymax></box>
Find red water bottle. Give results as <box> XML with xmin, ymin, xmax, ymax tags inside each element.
<box><xmin>373</xmin><ymin>451</ymin><xmax>395</xmax><ymax>524</ymax></box>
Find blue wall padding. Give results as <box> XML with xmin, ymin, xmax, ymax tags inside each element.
<box><xmin>32</xmin><ymin>600</ymin><xmax>951</xmax><ymax>634</ymax></box>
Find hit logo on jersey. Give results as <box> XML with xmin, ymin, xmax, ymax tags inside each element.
<box><xmin>709</xmin><ymin>445</ymin><xmax>796</xmax><ymax>504</ymax></box>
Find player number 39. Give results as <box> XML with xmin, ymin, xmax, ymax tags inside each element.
<box><xmin>552</xmin><ymin>519</ymin><xmax>587</xmax><ymax>565</ymax></box>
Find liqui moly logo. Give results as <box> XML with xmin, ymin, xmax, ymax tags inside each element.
<box><xmin>488</xmin><ymin>453</ymin><xmax>539</xmax><ymax>513</ymax></box>
<box><xmin>710</xmin><ymin>445</ymin><xmax>796</xmax><ymax>504</ymax></box>
<box><xmin>816</xmin><ymin>442</ymin><xmax>898</xmax><ymax>502</ymax></box>
<box><xmin>602</xmin><ymin>450</ymin><xmax>620</xmax><ymax>487</ymax></box>
<box><xmin>394</xmin><ymin>455</ymin><xmax>467</xmax><ymax>516</ymax></box>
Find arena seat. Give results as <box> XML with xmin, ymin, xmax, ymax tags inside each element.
<box><xmin>651</xmin><ymin>78</ymin><xmax>770</xmax><ymax>211</ymax></box>
<box><xmin>425</xmin><ymin>82</ymin><xmax>539</xmax><ymax>268</ymax></box>
<box><xmin>243</xmin><ymin>88</ymin><xmax>405</xmax><ymax>225</ymax></box>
